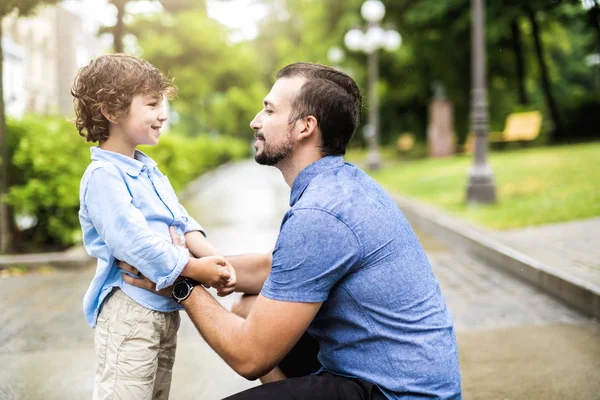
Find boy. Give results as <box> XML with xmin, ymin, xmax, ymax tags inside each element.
<box><xmin>72</xmin><ymin>54</ymin><xmax>235</xmax><ymax>400</ymax></box>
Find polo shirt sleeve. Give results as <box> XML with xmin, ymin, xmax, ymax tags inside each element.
<box><xmin>261</xmin><ymin>208</ymin><xmax>362</xmax><ymax>303</ymax></box>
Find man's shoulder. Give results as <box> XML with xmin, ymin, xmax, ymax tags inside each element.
<box><xmin>297</xmin><ymin>163</ymin><xmax>377</xmax><ymax>213</ymax></box>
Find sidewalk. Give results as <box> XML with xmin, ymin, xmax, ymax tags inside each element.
<box><xmin>492</xmin><ymin>217</ymin><xmax>600</xmax><ymax>291</ymax></box>
<box><xmin>392</xmin><ymin>193</ymin><xmax>600</xmax><ymax>319</ymax></box>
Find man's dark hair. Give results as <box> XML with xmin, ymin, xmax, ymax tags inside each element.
<box><xmin>276</xmin><ymin>62</ymin><xmax>362</xmax><ymax>156</ymax></box>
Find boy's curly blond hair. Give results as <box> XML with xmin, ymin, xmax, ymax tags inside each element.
<box><xmin>71</xmin><ymin>54</ymin><xmax>177</xmax><ymax>142</ymax></box>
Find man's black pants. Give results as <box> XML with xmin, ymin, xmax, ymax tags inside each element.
<box><xmin>223</xmin><ymin>333</ymin><xmax>386</xmax><ymax>400</ymax></box>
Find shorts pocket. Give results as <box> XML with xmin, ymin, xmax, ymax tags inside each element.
<box><xmin>116</xmin><ymin>311</ymin><xmax>161</xmax><ymax>381</ymax></box>
<box><xmin>94</xmin><ymin>317</ymin><xmax>110</xmax><ymax>374</ymax></box>
<box><xmin>117</xmin><ymin>333</ymin><xmax>160</xmax><ymax>381</ymax></box>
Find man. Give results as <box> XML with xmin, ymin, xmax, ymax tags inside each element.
<box><xmin>123</xmin><ymin>62</ymin><xmax>462</xmax><ymax>399</ymax></box>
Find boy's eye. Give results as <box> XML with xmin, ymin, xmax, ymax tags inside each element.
<box><xmin>148</xmin><ymin>103</ymin><xmax>157</xmax><ymax>107</ymax></box>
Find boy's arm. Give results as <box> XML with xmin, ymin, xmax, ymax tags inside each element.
<box><xmin>184</xmin><ymin>233</ymin><xmax>271</xmax><ymax>295</ymax></box>
<box><xmin>177</xmin><ymin>232</ymin><xmax>270</xmax><ymax>295</ymax></box>
<box><xmin>185</xmin><ymin>230</ymin><xmax>219</xmax><ymax>258</ymax></box>
<box><xmin>84</xmin><ymin>166</ymin><xmax>190</xmax><ymax>290</ymax></box>
<box><xmin>183</xmin><ymin>231</ymin><xmax>237</xmax><ymax>295</ymax></box>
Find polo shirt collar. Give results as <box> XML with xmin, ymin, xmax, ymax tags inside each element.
<box><xmin>289</xmin><ymin>155</ymin><xmax>344</xmax><ymax>206</ymax></box>
<box><xmin>90</xmin><ymin>146</ymin><xmax>157</xmax><ymax>177</ymax></box>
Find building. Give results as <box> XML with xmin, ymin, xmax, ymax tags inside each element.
<box><xmin>2</xmin><ymin>5</ymin><xmax>104</xmax><ymax>118</ymax></box>
<box><xmin>2</xmin><ymin>37</ymin><xmax>26</xmax><ymax>118</ymax></box>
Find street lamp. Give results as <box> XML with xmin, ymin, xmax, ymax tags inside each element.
<box><xmin>327</xmin><ymin>47</ymin><xmax>345</xmax><ymax>66</ymax></box>
<box><xmin>466</xmin><ymin>0</ymin><xmax>496</xmax><ymax>203</ymax></box>
<box><xmin>344</xmin><ymin>0</ymin><xmax>401</xmax><ymax>170</ymax></box>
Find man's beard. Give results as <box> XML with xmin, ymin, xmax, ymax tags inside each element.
<box><xmin>254</xmin><ymin>130</ymin><xmax>294</xmax><ymax>166</ymax></box>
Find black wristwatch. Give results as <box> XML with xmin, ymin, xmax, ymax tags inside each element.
<box><xmin>172</xmin><ymin>278</ymin><xmax>199</xmax><ymax>304</ymax></box>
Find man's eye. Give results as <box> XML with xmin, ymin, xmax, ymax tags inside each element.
<box><xmin>265</xmin><ymin>109</ymin><xmax>273</xmax><ymax>114</ymax></box>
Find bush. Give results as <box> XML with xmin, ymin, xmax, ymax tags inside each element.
<box><xmin>138</xmin><ymin>134</ymin><xmax>250</xmax><ymax>192</ymax></box>
<box><xmin>5</xmin><ymin>115</ymin><xmax>251</xmax><ymax>249</ymax></box>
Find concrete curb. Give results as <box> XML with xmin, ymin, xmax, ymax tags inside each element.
<box><xmin>392</xmin><ymin>193</ymin><xmax>600</xmax><ymax>320</ymax></box>
<box><xmin>0</xmin><ymin>246</ymin><xmax>93</xmax><ymax>270</ymax></box>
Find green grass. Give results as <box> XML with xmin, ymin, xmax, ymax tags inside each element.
<box><xmin>346</xmin><ymin>142</ymin><xmax>600</xmax><ymax>230</ymax></box>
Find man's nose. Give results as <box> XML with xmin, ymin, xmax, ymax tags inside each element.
<box><xmin>250</xmin><ymin>113</ymin><xmax>261</xmax><ymax>131</ymax></box>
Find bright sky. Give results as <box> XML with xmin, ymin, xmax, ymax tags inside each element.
<box><xmin>61</xmin><ymin>0</ymin><xmax>268</xmax><ymax>42</ymax></box>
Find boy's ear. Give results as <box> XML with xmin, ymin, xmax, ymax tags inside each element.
<box><xmin>100</xmin><ymin>105</ymin><xmax>119</xmax><ymax>124</ymax></box>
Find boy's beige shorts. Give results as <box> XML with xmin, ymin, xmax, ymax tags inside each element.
<box><xmin>93</xmin><ymin>288</ymin><xmax>181</xmax><ymax>400</ymax></box>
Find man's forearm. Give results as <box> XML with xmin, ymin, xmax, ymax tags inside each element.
<box><xmin>182</xmin><ymin>287</ymin><xmax>272</xmax><ymax>379</ymax></box>
<box><xmin>226</xmin><ymin>253</ymin><xmax>271</xmax><ymax>294</ymax></box>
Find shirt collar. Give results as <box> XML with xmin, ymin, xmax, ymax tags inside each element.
<box><xmin>289</xmin><ymin>155</ymin><xmax>344</xmax><ymax>206</ymax></box>
<box><xmin>90</xmin><ymin>146</ymin><xmax>157</xmax><ymax>177</ymax></box>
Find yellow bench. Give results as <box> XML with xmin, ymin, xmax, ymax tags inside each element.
<box><xmin>396</xmin><ymin>133</ymin><xmax>415</xmax><ymax>152</ymax></box>
<box><xmin>464</xmin><ymin>111</ymin><xmax>542</xmax><ymax>152</ymax></box>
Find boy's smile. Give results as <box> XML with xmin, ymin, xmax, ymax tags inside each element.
<box><xmin>99</xmin><ymin>93</ymin><xmax>168</xmax><ymax>158</ymax></box>
<box><xmin>122</xmin><ymin>93</ymin><xmax>167</xmax><ymax>146</ymax></box>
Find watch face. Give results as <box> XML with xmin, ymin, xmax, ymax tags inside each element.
<box><xmin>173</xmin><ymin>281</ymin><xmax>189</xmax><ymax>300</ymax></box>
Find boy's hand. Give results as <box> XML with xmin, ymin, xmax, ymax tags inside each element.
<box><xmin>171</xmin><ymin>225</ymin><xmax>236</xmax><ymax>295</ymax></box>
<box><xmin>191</xmin><ymin>256</ymin><xmax>232</xmax><ymax>289</ymax></box>
<box><xmin>216</xmin><ymin>261</ymin><xmax>237</xmax><ymax>297</ymax></box>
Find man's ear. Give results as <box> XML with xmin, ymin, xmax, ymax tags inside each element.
<box><xmin>100</xmin><ymin>105</ymin><xmax>119</xmax><ymax>124</ymax></box>
<box><xmin>297</xmin><ymin>115</ymin><xmax>318</xmax><ymax>141</ymax></box>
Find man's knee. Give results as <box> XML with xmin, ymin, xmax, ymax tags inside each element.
<box><xmin>231</xmin><ymin>294</ymin><xmax>257</xmax><ymax>319</ymax></box>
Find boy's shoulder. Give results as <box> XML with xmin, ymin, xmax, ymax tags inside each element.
<box><xmin>82</xmin><ymin>160</ymin><xmax>121</xmax><ymax>178</ymax></box>
<box><xmin>79</xmin><ymin>161</ymin><xmax>128</xmax><ymax>204</ymax></box>
<box><xmin>80</xmin><ymin>160</ymin><xmax>127</xmax><ymax>189</ymax></box>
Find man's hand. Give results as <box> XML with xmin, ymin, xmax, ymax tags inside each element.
<box><xmin>120</xmin><ymin>261</ymin><xmax>173</xmax><ymax>297</ymax></box>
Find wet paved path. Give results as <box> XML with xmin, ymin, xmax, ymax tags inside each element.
<box><xmin>1</xmin><ymin>160</ymin><xmax>598</xmax><ymax>399</ymax></box>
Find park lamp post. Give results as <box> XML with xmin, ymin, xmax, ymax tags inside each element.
<box><xmin>344</xmin><ymin>0</ymin><xmax>401</xmax><ymax>170</ymax></box>
<box><xmin>466</xmin><ymin>0</ymin><xmax>497</xmax><ymax>203</ymax></box>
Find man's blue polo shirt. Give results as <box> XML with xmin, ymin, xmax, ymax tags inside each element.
<box><xmin>261</xmin><ymin>156</ymin><xmax>461</xmax><ymax>399</ymax></box>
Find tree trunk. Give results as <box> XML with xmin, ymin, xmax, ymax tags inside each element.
<box><xmin>527</xmin><ymin>7</ymin><xmax>563</xmax><ymax>141</ymax></box>
<box><xmin>588</xmin><ymin>6</ymin><xmax>600</xmax><ymax>48</ymax></box>
<box><xmin>113</xmin><ymin>0</ymin><xmax>126</xmax><ymax>53</ymax></box>
<box><xmin>0</xmin><ymin>18</ymin><xmax>14</xmax><ymax>253</ymax></box>
<box><xmin>510</xmin><ymin>18</ymin><xmax>528</xmax><ymax>105</ymax></box>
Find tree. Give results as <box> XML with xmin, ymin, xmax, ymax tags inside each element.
<box><xmin>526</xmin><ymin>6</ymin><xmax>564</xmax><ymax>139</ymax></box>
<box><xmin>110</xmin><ymin>0</ymin><xmax>126</xmax><ymax>53</ymax></box>
<box><xmin>379</xmin><ymin>0</ymin><xmax>595</xmax><ymax>142</ymax></box>
<box><xmin>103</xmin><ymin>0</ymin><xmax>204</xmax><ymax>53</ymax></box>
<box><xmin>129</xmin><ymin>8</ymin><xmax>266</xmax><ymax>138</ymax></box>
<box><xmin>511</xmin><ymin>18</ymin><xmax>528</xmax><ymax>105</ymax></box>
<box><xmin>0</xmin><ymin>0</ymin><xmax>59</xmax><ymax>253</ymax></box>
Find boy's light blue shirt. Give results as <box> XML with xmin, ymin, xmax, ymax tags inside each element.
<box><xmin>79</xmin><ymin>147</ymin><xmax>204</xmax><ymax>328</ymax></box>
<box><xmin>261</xmin><ymin>156</ymin><xmax>461</xmax><ymax>400</ymax></box>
